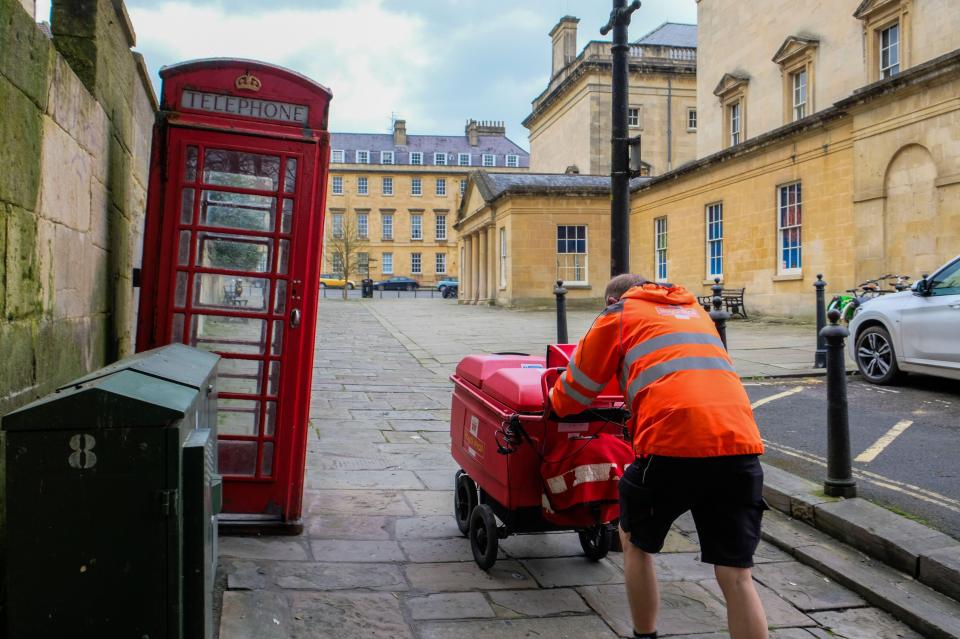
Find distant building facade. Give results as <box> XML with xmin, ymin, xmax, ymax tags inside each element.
<box><xmin>326</xmin><ymin>120</ymin><xmax>528</xmax><ymax>285</ymax></box>
<box><xmin>524</xmin><ymin>18</ymin><xmax>697</xmax><ymax>176</ymax></box>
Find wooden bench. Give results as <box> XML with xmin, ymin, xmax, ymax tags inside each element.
<box><xmin>697</xmin><ymin>287</ymin><xmax>748</xmax><ymax>318</ymax></box>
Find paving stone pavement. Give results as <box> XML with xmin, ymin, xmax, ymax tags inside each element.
<box><xmin>218</xmin><ymin>299</ymin><xmax>916</xmax><ymax>638</ymax></box>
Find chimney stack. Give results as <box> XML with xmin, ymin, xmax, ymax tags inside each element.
<box><xmin>393</xmin><ymin>119</ymin><xmax>407</xmax><ymax>145</ymax></box>
<box><xmin>549</xmin><ymin>16</ymin><xmax>579</xmax><ymax>77</ymax></box>
<box><xmin>465</xmin><ymin>119</ymin><xmax>506</xmax><ymax>146</ymax></box>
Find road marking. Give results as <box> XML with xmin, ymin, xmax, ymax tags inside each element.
<box><xmin>854</xmin><ymin>420</ymin><xmax>914</xmax><ymax>463</ymax></box>
<box><xmin>751</xmin><ymin>386</ymin><xmax>804</xmax><ymax>409</ymax></box>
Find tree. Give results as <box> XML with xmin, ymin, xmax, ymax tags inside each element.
<box><xmin>324</xmin><ymin>211</ymin><xmax>370</xmax><ymax>300</ymax></box>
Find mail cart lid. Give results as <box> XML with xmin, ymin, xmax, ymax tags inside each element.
<box><xmin>64</xmin><ymin>343</ymin><xmax>219</xmax><ymax>391</ymax></box>
<box><xmin>455</xmin><ymin>354</ymin><xmax>545</xmax><ymax>389</ymax></box>
<box><xmin>482</xmin><ymin>368</ymin><xmax>546</xmax><ymax>413</ymax></box>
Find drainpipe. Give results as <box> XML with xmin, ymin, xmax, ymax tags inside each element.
<box><xmin>667</xmin><ymin>76</ymin><xmax>673</xmax><ymax>172</ymax></box>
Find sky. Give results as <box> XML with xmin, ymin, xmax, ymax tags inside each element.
<box><xmin>35</xmin><ymin>0</ymin><xmax>697</xmax><ymax>149</ymax></box>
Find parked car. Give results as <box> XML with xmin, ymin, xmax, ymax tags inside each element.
<box><xmin>319</xmin><ymin>273</ymin><xmax>355</xmax><ymax>289</ymax></box>
<box><xmin>372</xmin><ymin>276</ymin><xmax>420</xmax><ymax>291</ymax></box>
<box><xmin>437</xmin><ymin>277</ymin><xmax>459</xmax><ymax>297</ymax></box>
<box><xmin>848</xmin><ymin>254</ymin><xmax>960</xmax><ymax>384</ymax></box>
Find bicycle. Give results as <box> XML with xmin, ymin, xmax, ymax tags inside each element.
<box><xmin>826</xmin><ymin>275</ymin><xmax>899</xmax><ymax>323</ymax></box>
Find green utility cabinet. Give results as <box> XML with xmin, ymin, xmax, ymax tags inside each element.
<box><xmin>1</xmin><ymin>344</ymin><xmax>221</xmax><ymax>639</ymax></box>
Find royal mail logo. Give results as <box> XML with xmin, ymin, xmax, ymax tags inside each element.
<box><xmin>655</xmin><ymin>305</ymin><xmax>699</xmax><ymax>320</ymax></box>
<box><xmin>235</xmin><ymin>72</ymin><xmax>262</xmax><ymax>92</ymax></box>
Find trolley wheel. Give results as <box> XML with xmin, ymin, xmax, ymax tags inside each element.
<box><xmin>469</xmin><ymin>504</ymin><xmax>499</xmax><ymax>570</ymax></box>
<box><xmin>578</xmin><ymin>525</ymin><xmax>611</xmax><ymax>561</ymax></box>
<box><xmin>454</xmin><ymin>471</ymin><xmax>477</xmax><ymax>536</ymax></box>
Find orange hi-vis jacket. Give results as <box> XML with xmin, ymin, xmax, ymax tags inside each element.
<box><xmin>550</xmin><ymin>283</ymin><xmax>764</xmax><ymax>458</ymax></box>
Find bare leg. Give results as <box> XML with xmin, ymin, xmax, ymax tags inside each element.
<box><xmin>620</xmin><ymin>527</ymin><xmax>658</xmax><ymax>635</ymax></box>
<box><xmin>714</xmin><ymin>565</ymin><xmax>768</xmax><ymax>639</ymax></box>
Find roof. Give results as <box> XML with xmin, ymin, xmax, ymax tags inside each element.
<box><xmin>330</xmin><ymin>132</ymin><xmax>529</xmax><ymax>167</ymax></box>
<box><xmin>633</xmin><ymin>22</ymin><xmax>697</xmax><ymax>48</ymax></box>
<box><xmin>473</xmin><ymin>171</ymin><xmax>648</xmax><ymax>203</ymax></box>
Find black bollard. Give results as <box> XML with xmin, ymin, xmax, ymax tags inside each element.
<box><xmin>709</xmin><ymin>277</ymin><xmax>730</xmax><ymax>350</ymax></box>
<box><xmin>814</xmin><ymin>274</ymin><xmax>827</xmax><ymax>368</ymax></box>
<box><xmin>554</xmin><ymin>280</ymin><xmax>569</xmax><ymax>344</ymax></box>
<box><xmin>821</xmin><ymin>308</ymin><xmax>857</xmax><ymax>498</ymax></box>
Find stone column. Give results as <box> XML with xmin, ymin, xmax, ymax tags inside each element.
<box><xmin>478</xmin><ymin>229</ymin><xmax>488</xmax><ymax>303</ymax></box>
<box><xmin>462</xmin><ymin>237</ymin><xmax>472</xmax><ymax>302</ymax></box>
<box><xmin>471</xmin><ymin>233</ymin><xmax>481</xmax><ymax>303</ymax></box>
<box><xmin>488</xmin><ymin>225</ymin><xmax>497</xmax><ymax>302</ymax></box>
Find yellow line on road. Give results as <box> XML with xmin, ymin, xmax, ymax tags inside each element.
<box><xmin>854</xmin><ymin>420</ymin><xmax>914</xmax><ymax>463</ymax></box>
<box><xmin>751</xmin><ymin>386</ymin><xmax>804</xmax><ymax>409</ymax></box>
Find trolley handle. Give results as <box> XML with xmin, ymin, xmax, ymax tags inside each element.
<box><xmin>540</xmin><ymin>368</ymin><xmax>630</xmax><ymax>423</ymax></box>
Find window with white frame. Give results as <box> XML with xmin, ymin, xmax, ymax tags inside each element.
<box><xmin>458</xmin><ymin>153</ymin><xmax>471</xmax><ymax>166</ymax></box>
<box><xmin>331</xmin><ymin>176</ymin><xmax>343</xmax><ymax>195</ymax></box>
<box><xmin>411</xmin><ymin>177</ymin><xmax>422</xmax><ymax>196</ymax></box>
<box><xmin>411</xmin><ymin>252</ymin><xmax>422</xmax><ymax>274</ymax></box>
<box><xmin>506</xmin><ymin>154</ymin><xmax>518</xmax><ymax>167</ymax></box>
<box><xmin>706</xmin><ymin>203</ymin><xmax>723</xmax><ymax>278</ymax></box>
<box><xmin>778</xmin><ymin>182</ymin><xmax>802</xmax><ymax>273</ymax></box>
<box><xmin>792</xmin><ymin>69</ymin><xmax>807</xmax><ymax>120</ymax></box>
<box><xmin>357</xmin><ymin>212</ymin><xmax>368</xmax><ymax>238</ymax></box>
<box><xmin>435</xmin><ymin>252</ymin><xmax>446</xmax><ymax>274</ymax></box>
<box><xmin>411</xmin><ymin>214</ymin><xmax>423</xmax><ymax>240</ymax></box>
<box><xmin>331</xmin><ymin>149</ymin><xmax>345</xmax><ymax>163</ymax></box>
<box><xmin>499</xmin><ymin>227</ymin><xmax>507</xmax><ymax>288</ymax></box>
<box><xmin>482</xmin><ymin>154</ymin><xmax>495</xmax><ymax>167</ymax></box>
<box><xmin>435</xmin><ymin>214</ymin><xmax>447</xmax><ymax>240</ymax></box>
<box><xmin>357</xmin><ymin>252</ymin><xmax>369</xmax><ymax>275</ymax></box>
<box><xmin>436</xmin><ymin>178</ymin><xmax>446</xmax><ymax>196</ymax></box>
<box><xmin>332</xmin><ymin>253</ymin><xmax>344</xmax><ymax>274</ymax></box>
<box><xmin>357</xmin><ymin>176</ymin><xmax>368</xmax><ymax>195</ymax></box>
<box><xmin>381</xmin><ymin>150</ymin><xmax>394</xmax><ymax>164</ymax></box>
<box><xmin>382</xmin><ymin>213</ymin><xmax>393</xmax><ymax>240</ymax></box>
<box><xmin>434</xmin><ymin>153</ymin><xmax>447</xmax><ymax>166</ymax></box>
<box><xmin>556</xmin><ymin>225</ymin><xmax>587</xmax><ymax>284</ymax></box>
<box><xmin>687</xmin><ymin>108</ymin><xmax>697</xmax><ymax>130</ymax></box>
<box><xmin>880</xmin><ymin>22</ymin><xmax>900</xmax><ymax>78</ymax></box>
<box><xmin>729</xmin><ymin>102</ymin><xmax>741</xmax><ymax>146</ymax></box>
<box><xmin>382</xmin><ymin>176</ymin><xmax>393</xmax><ymax>195</ymax></box>
<box><xmin>628</xmin><ymin>107</ymin><xmax>640</xmax><ymax>127</ymax></box>
<box><xmin>382</xmin><ymin>252</ymin><xmax>393</xmax><ymax>274</ymax></box>
<box><xmin>356</xmin><ymin>150</ymin><xmax>369</xmax><ymax>164</ymax></box>
<box><xmin>410</xmin><ymin>151</ymin><xmax>423</xmax><ymax>165</ymax></box>
<box><xmin>460</xmin><ymin>179</ymin><xmax>467</xmax><ymax>196</ymax></box>
<box><xmin>331</xmin><ymin>212</ymin><xmax>344</xmax><ymax>239</ymax></box>
<box><xmin>654</xmin><ymin>217</ymin><xmax>668</xmax><ymax>281</ymax></box>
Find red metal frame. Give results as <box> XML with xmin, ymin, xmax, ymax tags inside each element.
<box><xmin>137</xmin><ymin>59</ymin><xmax>331</xmax><ymax>523</ymax></box>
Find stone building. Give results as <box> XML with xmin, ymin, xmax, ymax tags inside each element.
<box><xmin>325</xmin><ymin>119</ymin><xmax>528</xmax><ymax>285</ymax></box>
<box><xmin>524</xmin><ymin>18</ymin><xmax>697</xmax><ymax>176</ymax></box>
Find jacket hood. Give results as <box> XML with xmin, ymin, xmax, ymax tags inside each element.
<box><xmin>621</xmin><ymin>282</ymin><xmax>696</xmax><ymax>305</ymax></box>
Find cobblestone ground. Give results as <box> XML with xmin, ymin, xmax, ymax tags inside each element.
<box><xmin>217</xmin><ymin>299</ymin><xmax>919</xmax><ymax>638</ymax></box>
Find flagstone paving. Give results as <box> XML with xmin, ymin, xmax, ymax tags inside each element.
<box><xmin>217</xmin><ymin>299</ymin><xmax>918</xmax><ymax>638</ymax></box>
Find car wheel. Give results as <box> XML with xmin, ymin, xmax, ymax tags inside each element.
<box><xmin>439</xmin><ymin>286</ymin><xmax>447</xmax><ymax>295</ymax></box>
<box><xmin>855</xmin><ymin>325</ymin><xmax>903</xmax><ymax>385</ymax></box>
<box><xmin>347</xmin><ymin>283</ymin><xmax>354</xmax><ymax>290</ymax></box>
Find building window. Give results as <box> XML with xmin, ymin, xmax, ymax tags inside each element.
<box><xmin>332</xmin><ymin>253</ymin><xmax>344</xmax><ymax>274</ymax></box>
<box><xmin>778</xmin><ymin>183</ymin><xmax>802</xmax><ymax>273</ymax></box>
<box><xmin>356</xmin><ymin>150</ymin><xmax>369</xmax><ymax>164</ymax></box>
<box><xmin>436</xmin><ymin>178</ymin><xmax>446</xmax><ymax>196</ymax></box>
<box><xmin>382</xmin><ymin>213</ymin><xmax>393</xmax><ymax>240</ymax></box>
<box><xmin>382</xmin><ymin>177</ymin><xmax>393</xmax><ymax>196</ymax></box>
<box><xmin>331</xmin><ymin>150</ymin><xmax>344</xmax><ymax>163</ymax></box>
<box><xmin>434</xmin><ymin>153</ymin><xmax>447</xmax><ymax>166</ymax></box>
<box><xmin>357</xmin><ymin>176</ymin><xmax>368</xmax><ymax>195</ymax></box>
<box><xmin>628</xmin><ymin>107</ymin><xmax>640</xmax><ymax>127</ymax></box>
<box><xmin>458</xmin><ymin>153</ymin><xmax>471</xmax><ymax>166</ymax></box>
<box><xmin>331</xmin><ymin>176</ymin><xmax>343</xmax><ymax>195</ymax></box>
<box><xmin>357</xmin><ymin>212</ymin><xmax>368</xmax><ymax>238</ymax></box>
<box><xmin>482</xmin><ymin>154</ymin><xmax>495</xmax><ymax>167</ymax></box>
<box><xmin>411</xmin><ymin>177</ymin><xmax>422</xmax><ymax>196</ymax></box>
<box><xmin>499</xmin><ymin>227</ymin><xmax>507</xmax><ymax>288</ymax></box>
<box><xmin>687</xmin><ymin>108</ymin><xmax>697</xmax><ymax>130</ymax></box>
<box><xmin>460</xmin><ymin>179</ymin><xmax>467</xmax><ymax>196</ymax></box>
<box><xmin>357</xmin><ymin>252</ymin><xmax>369</xmax><ymax>275</ymax></box>
<box><xmin>381</xmin><ymin>150</ymin><xmax>394</xmax><ymax>165</ymax></box>
<box><xmin>331</xmin><ymin>213</ymin><xmax>344</xmax><ymax>239</ymax></box>
<box><xmin>435</xmin><ymin>214</ymin><xmax>447</xmax><ymax>240</ymax></box>
<box><xmin>382</xmin><ymin>252</ymin><xmax>393</xmax><ymax>274</ymax></box>
<box><xmin>792</xmin><ymin>69</ymin><xmax>807</xmax><ymax>120</ymax></box>
<box><xmin>435</xmin><ymin>252</ymin><xmax>447</xmax><ymax>274</ymax></box>
<box><xmin>410</xmin><ymin>152</ymin><xmax>422</xmax><ymax>165</ymax></box>
<box><xmin>706</xmin><ymin>203</ymin><xmax>723</xmax><ymax>278</ymax></box>
<box><xmin>411</xmin><ymin>213</ymin><xmax>423</xmax><ymax>240</ymax></box>
<box><xmin>729</xmin><ymin>102</ymin><xmax>741</xmax><ymax>146</ymax></box>
<box><xmin>654</xmin><ymin>217</ymin><xmax>668</xmax><ymax>281</ymax></box>
<box><xmin>556</xmin><ymin>225</ymin><xmax>587</xmax><ymax>285</ymax></box>
<box><xmin>411</xmin><ymin>252</ymin><xmax>422</xmax><ymax>274</ymax></box>
<box><xmin>506</xmin><ymin>154</ymin><xmax>519</xmax><ymax>168</ymax></box>
<box><xmin>880</xmin><ymin>23</ymin><xmax>900</xmax><ymax>78</ymax></box>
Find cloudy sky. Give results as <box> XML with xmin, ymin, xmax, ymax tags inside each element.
<box><xmin>37</xmin><ymin>0</ymin><xmax>696</xmax><ymax>148</ymax></box>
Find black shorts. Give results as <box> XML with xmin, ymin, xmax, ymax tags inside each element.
<box><xmin>618</xmin><ymin>454</ymin><xmax>767</xmax><ymax>568</ymax></box>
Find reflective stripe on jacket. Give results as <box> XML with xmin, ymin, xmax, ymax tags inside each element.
<box><xmin>550</xmin><ymin>283</ymin><xmax>764</xmax><ymax>458</ymax></box>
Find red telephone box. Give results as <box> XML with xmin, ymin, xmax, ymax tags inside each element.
<box><xmin>137</xmin><ymin>59</ymin><xmax>332</xmax><ymax>530</ymax></box>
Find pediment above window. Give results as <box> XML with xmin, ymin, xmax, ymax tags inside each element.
<box><xmin>713</xmin><ymin>73</ymin><xmax>749</xmax><ymax>100</ymax></box>
<box><xmin>772</xmin><ymin>36</ymin><xmax>819</xmax><ymax>66</ymax></box>
<box><xmin>854</xmin><ymin>0</ymin><xmax>908</xmax><ymax>21</ymax></box>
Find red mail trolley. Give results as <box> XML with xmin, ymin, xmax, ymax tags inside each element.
<box><xmin>136</xmin><ymin>59</ymin><xmax>332</xmax><ymax>531</ymax></box>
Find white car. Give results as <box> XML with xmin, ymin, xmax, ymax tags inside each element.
<box><xmin>848</xmin><ymin>255</ymin><xmax>960</xmax><ymax>384</ymax></box>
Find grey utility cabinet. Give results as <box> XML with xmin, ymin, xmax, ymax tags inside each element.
<box><xmin>2</xmin><ymin>343</ymin><xmax>221</xmax><ymax>638</ymax></box>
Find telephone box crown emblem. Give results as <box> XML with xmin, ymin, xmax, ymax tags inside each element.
<box><xmin>235</xmin><ymin>73</ymin><xmax>262</xmax><ymax>92</ymax></box>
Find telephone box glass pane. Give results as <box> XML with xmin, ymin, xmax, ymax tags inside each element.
<box><xmin>172</xmin><ymin>313</ymin><xmax>185</xmax><ymax>342</ymax></box>
<box><xmin>200</xmin><ymin>190</ymin><xmax>276</xmax><ymax>232</ymax></box>
<box><xmin>190</xmin><ymin>315</ymin><xmax>267</xmax><ymax>355</ymax></box>
<box><xmin>175</xmin><ymin>271</ymin><xmax>188</xmax><ymax>307</ymax></box>
<box><xmin>281</xmin><ymin>199</ymin><xmax>293</xmax><ymax>234</ymax></box>
<box><xmin>261</xmin><ymin>442</ymin><xmax>275</xmax><ymax>477</ymax></box>
<box><xmin>203</xmin><ymin>148</ymin><xmax>280</xmax><ymax>191</ymax></box>
<box><xmin>219</xmin><ymin>440</ymin><xmax>258</xmax><ymax>477</ymax></box>
<box><xmin>178</xmin><ymin>231</ymin><xmax>192</xmax><ymax>265</ymax></box>
<box><xmin>274</xmin><ymin>280</ymin><xmax>287</xmax><ymax>314</ymax></box>
<box><xmin>218</xmin><ymin>358</ymin><xmax>263</xmax><ymax>395</ymax></box>
<box><xmin>184</xmin><ymin>146</ymin><xmax>198</xmax><ymax>182</ymax></box>
<box><xmin>218</xmin><ymin>398</ymin><xmax>259</xmax><ymax>436</ymax></box>
<box><xmin>264</xmin><ymin>401</ymin><xmax>277</xmax><ymax>436</ymax></box>
<box><xmin>284</xmin><ymin>158</ymin><xmax>297</xmax><ymax>193</ymax></box>
<box><xmin>193</xmin><ymin>273</ymin><xmax>269</xmax><ymax>311</ymax></box>
<box><xmin>181</xmin><ymin>188</ymin><xmax>196</xmax><ymax>224</ymax></box>
<box><xmin>271</xmin><ymin>321</ymin><xmax>284</xmax><ymax>355</ymax></box>
<box><xmin>197</xmin><ymin>232</ymin><xmax>271</xmax><ymax>273</ymax></box>
<box><xmin>267</xmin><ymin>361</ymin><xmax>281</xmax><ymax>395</ymax></box>
<box><xmin>277</xmin><ymin>239</ymin><xmax>290</xmax><ymax>275</ymax></box>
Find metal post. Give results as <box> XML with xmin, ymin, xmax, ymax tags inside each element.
<box><xmin>554</xmin><ymin>280</ymin><xmax>569</xmax><ymax>344</ymax></box>
<box><xmin>821</xmin><ymin>309</ymin><xmax>857</xmax><ymax>498</ymax></box>
<box><xmin>601</xmin><ymin>0</ymin><xmax>641</xmax><ymax>277</ymax></box>
<box><xmin>814</xmin><ymin>274</ymin><xmax>827</xmax><ymax>368</ymax></box>
<box><xmin>709</xmin><ymin>277</ymin><xmax>730</xmax><ymax>350</ymax></box>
